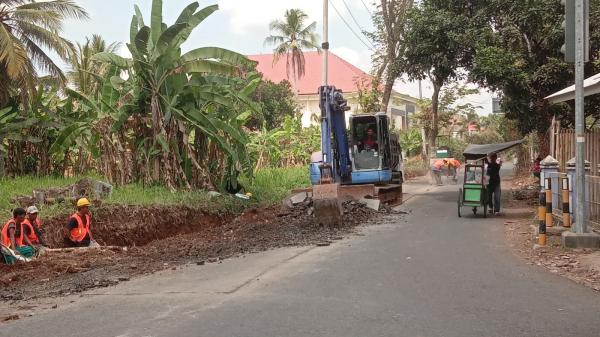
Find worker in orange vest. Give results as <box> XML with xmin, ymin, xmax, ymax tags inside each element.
<box><xmin>65</xmin><ymin>198</ymin><xmax>99</xmax><ymax>248</ymax></box>
<box><xmin>1</xmin><ymin>208</ymin><xmax>36</xmax><ymax>263</ymax></box>
<box><xmin>431</xmin><ymin>159</ymin><xmax>445</xmax><ymax>185</ymax></box>
<box><xmin>23</xmin><ymin>206</ymin><xmax>47</xmax><ymax>247</ymax></box>
<box><xmin>447</xmin><ymin>158</ymin><xmax>461</xmax><ymax>182</ymax></box>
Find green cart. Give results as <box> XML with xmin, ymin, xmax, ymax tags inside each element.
<box><xmin>458</xmin><ymin>160</ymin><xmax>488</xmax><ymax>218</ymax></box>
<box><xmin>458</xmin><ymin>139</ymin><xmax>525</xmax><ymax>218</ymax></box>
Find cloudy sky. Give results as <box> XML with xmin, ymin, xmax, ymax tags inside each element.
<box><xmin>59</xmin><ymin>0</ymin><xmax>492</xmax><ymax>113</ymax></box>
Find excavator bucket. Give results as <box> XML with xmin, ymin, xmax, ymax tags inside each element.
<box><xmin>312</xmin><ymin>183</ymin><xmax>343</xmax><ymax>226</ymax></box>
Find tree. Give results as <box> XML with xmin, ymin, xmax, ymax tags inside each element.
<box><xmin>402</xmin><ymin>0</ymin><xmax>477</xmax><ymax>153</ymax></box>
<box><xmin>412</xmin><ymin>83</ymin><xmax>480</xmax><ymax>143</ymax></box>
<box><xmin>467</xmin><ymin>0</ymin><xmax>600</xmax><ymax>154</ymax></box>
<box><xmin>369</xmin><ymin>0</ymin><xmax>414</xmax><ymax>112</ymax></box>
<box><xmin>249</xmin><ymin>79</ymin><xmax>299</xmax><ymax>130</ymax></box>
<box><xmin>355</xmin><ymin>77</ymin><xmax>382</xmax><ymax>113</ymax></box>
<box><xmin>67</xmin><ymin>35</ymin><xmax>120</xmax><ymax>96</ymax></box>
<box><xmin>264</xmin><ymin>9</ymin><xmax>320</xmax><ymax>90</ymax></box>
<box><xmin>0</xmin><ymin>0</ymin><xmax>88</xmax><ymax>105</ymax></box>
<box><xmin>92</xmin><ymin>0</ymin><xmax>260</xmax><ymax>189</ymax></box>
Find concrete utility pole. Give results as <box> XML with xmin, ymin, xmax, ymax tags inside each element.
<box><xmin>574</xmin><ymin>0</ymin><xmax>585</xmax><ymax>234</ymax></box>
<box><xmin>322</xmin><ymin>0</ymin><xmax>329</xmax><ymax>86</ymax></box>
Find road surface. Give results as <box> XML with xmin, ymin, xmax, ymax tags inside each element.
<box><xmin>2</xmin><ymin>175</ymin><xmax>600</xmax><ymax>337</ymax></box>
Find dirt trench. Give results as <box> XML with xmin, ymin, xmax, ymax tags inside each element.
<box><xmin>0</xmin><ymin>201</ymin><xmax>383</xmax><ymax>302</ymax></box>
<box><xmin>42</xmin><ymin>205</ymin><xmax>230</xmax><ymax>248</ymax></box>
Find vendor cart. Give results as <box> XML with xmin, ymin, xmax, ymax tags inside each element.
<box><xmin>457</xmin><ymin>140</ymin><xmax>524</xmax><ymax>218</ymax></box>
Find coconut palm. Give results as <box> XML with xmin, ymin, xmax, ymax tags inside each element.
<box><xmin>0</xmin><ymin>0</ymin><xmax>89</xmax><ymax>105</ymax></box>
<box><xmin>67</xmin><ymin>35</ymin><xmax>120</xmax><ymax>96</ymax></box>
<box><xmin>264</xmin><ymin>9</ymin><xmax>320</xmax><ymax>89</ymax></box>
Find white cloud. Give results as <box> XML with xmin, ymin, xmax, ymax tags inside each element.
<box><xmin>218</xmin><ymin>0</ymin><xmax>323</xmax><ymax>36</ymax></box>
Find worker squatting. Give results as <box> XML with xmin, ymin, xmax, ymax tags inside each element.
<box><xmin>0</xmin><ymin>198</ymin><xmax>99</xmax><ymax>264</ymax></box>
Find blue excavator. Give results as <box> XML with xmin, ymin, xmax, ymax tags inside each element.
<box><xmin>309</xmin><ymin>86</ymin><xmax>404</xmax><ymax>225</ymax></box>
<box><xmin>305</xmin><ymin>0</ymin><xmax>403</xmax><ymax>225</ymax></box>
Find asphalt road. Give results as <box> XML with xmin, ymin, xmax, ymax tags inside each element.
<box><xmin>3</xmin><ymin>175</ymin><xmax>600</xmax><ymax>337</ymax></box>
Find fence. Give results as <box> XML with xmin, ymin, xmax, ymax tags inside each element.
<box><xmin>546</xmin><ymin>172</ymin><xmax>600</xmax><ymax>231</ymax></box>
<box><xmin>586</xmin><ymin>175</ymin><xmax>600</xmax><ymax>231</ymax></box>
<box><xmin>552</xmin><ymin>128</ymin><xmax>600</xmax><ymax>175</ymax></box>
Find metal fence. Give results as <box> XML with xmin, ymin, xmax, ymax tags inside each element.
<box><xmin>586</xmin><ymin>175</ymin><xmax>600</xmax><ymax>231</ymax></box>
<box><xmin>546</xmin><ymin>172</ymin><xmax>566</xmax><ymax>219</ymax></box>
<box><xmin>546</xmin><ymin>172</ymin><xmax>600</xmax><ymax>231</ymax></box>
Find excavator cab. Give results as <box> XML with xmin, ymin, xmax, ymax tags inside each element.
<box><xmin>348</xmin><ymin>113</ymin><xmax>393</xmax><ymax>184</ymax></box>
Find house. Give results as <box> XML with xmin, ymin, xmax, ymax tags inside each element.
<box><xmin>248</xmin><ymin>51</ymin><xmax>419</xmax><ymax>129</ymax></box>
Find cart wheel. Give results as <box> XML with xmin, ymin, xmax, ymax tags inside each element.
<box><xmin>457</xmin><ymin>188</ymin><xmax>463</xmax><ymax>217</ymax></box>
<box><xmin>472</xmin><ymin>207</ymin><xmax>477</xmax><ymax>215</ymax></box>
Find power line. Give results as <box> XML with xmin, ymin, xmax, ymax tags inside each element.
<box><xmin>328</xmin><ymin>0</ymin><xmax>374</xmax><ymax>51</ymax></box>
<box><xmin>339</xmin><ymin>0</ymin><xmax>376</xmax><ymax>49</ymax></box>
<box><xmin>359</xmin><ymin>0</ymin><xmax>373</xmax><ymax>16</ymax></box>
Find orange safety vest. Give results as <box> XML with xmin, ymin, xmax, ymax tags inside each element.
<box><xmin>1</xmin><ymin>219</ymin><xmax>24</xmax><ymax>248</ymax></box>
<box><xmin>69</xmin><ymin>213</ymin><xmax>91</xmax><ymax>243</ymax></box>
<box><xmin>23</xmin><ymin>218</ymin><xmax>41</xmax><ymax>244</ymax></box>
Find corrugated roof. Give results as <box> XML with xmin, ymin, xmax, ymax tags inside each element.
<box><xmin>248</xmin><ymin>51</ymin><xmax>370</xmax><ymax>95</ymax></box>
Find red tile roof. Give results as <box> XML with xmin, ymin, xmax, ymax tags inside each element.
<box><xmin>248</xmin><ymin>51</ymin><xmax>370</xmax><ymax>96</ymax></box>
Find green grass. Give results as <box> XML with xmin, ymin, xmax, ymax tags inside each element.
<box><xmin>242</xmin><ymin>166</ymin><xmax>310</xmax><ymax>205</ymax></box>
<box><xmin>0</xmin><ymin>167</ymin><xmax>311</xmax><ymax>218</ymax></box>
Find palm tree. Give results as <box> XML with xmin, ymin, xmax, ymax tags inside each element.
<box><xmin>68</xmin><ymin>35</ymin><xmax>120</xmax><ymax>96</ymax></box>
<box><xmin>264</xmin><ymin>9</ymin><xmax>320</xmax><ymax>90</ymax></box>
<box><xmin>0</xmin><ymin>0</ymin><xmax>88</xmax><ymax>105</ymax></box>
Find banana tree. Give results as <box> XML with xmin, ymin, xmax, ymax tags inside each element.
<box><xmin>92</xmin><ymin>0</ymin><xmax>260</xmax><ymax>189</ymax></box>
<box><xmin>0</xmin><ymin>106</ymin><xmax>42</xmax><ymax>176</ymax></box>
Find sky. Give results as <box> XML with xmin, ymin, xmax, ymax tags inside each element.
<box><xmin>58</xmin><ymin>0</ymin><xmax>492</xmax><ymax>114</ymax></box>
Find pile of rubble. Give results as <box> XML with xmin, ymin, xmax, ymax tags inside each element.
<box><xmin>12</xmin><ymin>178</ymin><xmax>113</xmax><ymax>207</ymax></box>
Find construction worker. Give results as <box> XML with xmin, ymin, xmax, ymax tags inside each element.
<box><xmin>431</xmin><ymin>159</ymin><xmax>445</xmax><ymax>185</ymax></box>
<box><xmin>23</xmin><ymin>206</ymin><xmax>47</xmax><ymax>247</ymax></box>
<box><xmin>447</xmin><ymin>158</ymin><xmax>461</xmax><ymax>182</ymax></box>
<box><xmin>359</xmin><ymin>128</ymin><xmax>378</xmax><ymax>151</ymax></box>
<box><xmin>65</xmin><ymin>198</ymin><xmax>99</xmax><ymax>248</ymax></box>
<box><xmin>1</xmin><ymin>208</ymin><xmax>36</xmax><ymax>263</ymax></box>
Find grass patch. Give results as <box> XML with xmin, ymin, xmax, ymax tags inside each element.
<box><xmin>242</xmin><ymin>166</ymin><xmax>310</xmax><ymax>205</ymax></box>
<box><xmin>0</xmin><ymin>167</ymin><xmax>311</xmax><ymax>218</ymax></box>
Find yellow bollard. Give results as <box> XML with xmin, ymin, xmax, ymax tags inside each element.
<box><xmin>545</xmin><ymin>178</ymin><xmax>553</xmax><ymax>227</ymax></box>
<box><xmin>538</xmin><ymin>191</ymin><xmax>546</xmax><ymax>246</ymax></box>
<box><xmin>562</xmin><ymin>177</ymin><xmax>571</xmax><ymax>228</ymax></box>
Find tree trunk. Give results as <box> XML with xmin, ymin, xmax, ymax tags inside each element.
<box><xmin>429</xmin><ymin>82</ymin><xmax>442</xmax><ymax>151</ymax></box>
<box><xmin>380</xmin><ymin>71</ymin><xmax>396</xmax><ymax>113</ymax></box>
<box><xmin>537</xmin><ymin>131</ymin><xmax>550</xmax><ymax>158</ymax></box>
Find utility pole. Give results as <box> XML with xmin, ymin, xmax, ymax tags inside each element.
<box><xmin>574</xmin><ymin>0</ymin><xmax>586</xmax><ymax>234</ymax></box>
<box><xmin>322</xmin><ymin>0</ymin><xmax>329</xmax><ymax>86</ymax></box>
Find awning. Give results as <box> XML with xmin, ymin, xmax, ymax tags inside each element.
<box><xmin>463</xmin><ymin>140</ymin><xmax>525</xmax><ymax>161</ymax></box>
<box><xmin>545</xmin><ymin>73</ymin><xmax>600</xmax><ymax>103</ymax></box>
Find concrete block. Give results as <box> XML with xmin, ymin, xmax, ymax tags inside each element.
<box><xmin>359</xmin><ymin>198</ymin><xmax>381</xmax><ymax>211</ymax></box>
<box><xmin>290</xmin><ymin>192</ymin><xmax>308</xmax><ymax>205</ymax></box>
<box><xmin>561</xmin><ymin>231</ymin><xmax>600</xmax><ymax>249</ymax></box>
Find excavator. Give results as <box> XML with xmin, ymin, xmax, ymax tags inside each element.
<box><xmin>309</xmin><ymin>86</ymin><xmax>404</xmax><ymax>225</ymax></box>
<box><xmin>303</xmin><ymin>0</ymin><xmax>403</xmax><ymax>226</ymax></box>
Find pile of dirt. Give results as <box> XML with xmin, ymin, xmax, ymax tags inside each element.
<box><xmin>0</xmin><ymin>201</ymin><xmax>381</xmax><ymax>301</ymax></box>
<box><xmin>508</xmin><ymin>175</ymin><xmax>540</xmax><ymax>207</ymax></box>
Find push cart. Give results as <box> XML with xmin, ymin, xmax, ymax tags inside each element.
<box><xmin>458</xmin><ymin>139</ymin><xmax>525</xmax><ymax>218</ymax></box>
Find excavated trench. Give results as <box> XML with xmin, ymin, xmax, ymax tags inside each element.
<box><xmin>1</xmin><ymin>201</ymin><xmax>383</xmax><ymax>302</ymax></box>
<box><xmin>43</xmin><ymin>205</ymin><xmax>231</xmax><ymax>248</ymax></box>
